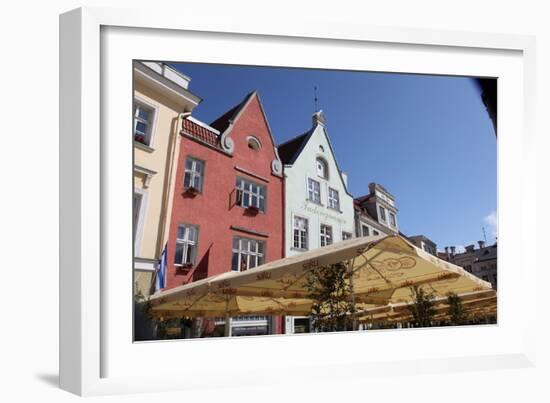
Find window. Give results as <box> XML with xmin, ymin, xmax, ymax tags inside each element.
<box><xmin>328</xmin><ymin>187</ymin><xmax>340</xmax><ymax>210</ymax></box>
<box><xmin>232</xmin><ymin>315</ymin><xmax>268</xmax><ymax>321</ymax></box>
<box><xmin>307</xmin><ymin>178</ymin><xmax>321</xmax><ymax>204</ymax></box>
<box><xmin>379</xmin><ymin>205</ymin><xmax>386</xmax><ymax>222</ymax></box>
<box><xmin>133</xmin><ymin>192</ymin><xmax>143</xmax><ymax>242</ymax></box>
<box><xmin>133</xmin><ymin>102</ymin><xmax>154</xmax><ymax>146</ymax></box>
<box><xmin>320</xmin><ymin>224</ymin><xmax>333</xmax><ymax>247</ymax></box>
<box><xmin>183</xmin><ymin>157</ymin><xmax>204</xmax><ymax>192</ymax></box>
<box><xmin>373</xmin><ymin>230</ymin><xmax>380</xmax><ymax>236</ymax></box>
<box><xmin>236</xmin><ymin>177</ymin><xmax>266</xmax><ymax>212</ymax></box>
<box><xmin>293</xmin><ymin>317</ymin><xmax>311</xmax><ymax>333</ymax></box>
<box><xmin>482</xmin><ymin>275</ymin><xmax>489</xmax><ymax>282</ymax></box>
<box><xmin>247</xmin><ymin>136</ymin><xmax>261</xmax><ymax>150</ymax></box>
<box><xmin>232</xmin><ymin>237</ymin><xmax>265</xmax><ymax>271</ymax></box>
<box><xmin>342</xmin><ymin>232</ymin><xmax>353</xmax><ymax>241</ymax></box>
<box><xmin>175</xmin><ymin>224</ymin><xmax>198</xmax><ymax>266</ymax></box>
<box><xmin>389</xmin><ymin>212</ymin><xmax>396</xmax><ymax>227</ymax></box>
<box><xmin>464</xmin><ymin>265</ymin><xmax>472</xmax><ymax>273</ymax></box>
<box><xmin>361</xmin><ymin>225</ymin><xmax>370</xmax><ymax>237</ymax></box>
<box><xmin>316</xmin><ymin>157</ymin><xmax>328</xmax><ymax>179</ymax></box>
<box><xmin>293</xmin><ymin>216</ymin><xmax>308</xmax><ymax>250</ymax></box>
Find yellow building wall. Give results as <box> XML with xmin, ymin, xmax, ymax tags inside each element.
<box><xmin>134</xmin><ymin>81</ymin><xmax>183</xmax><ymax>261</ymax></box>
<box><xmin>133</xmin><ymin>77</ymin><xmax>191</xmax><ymax>298</ymax></box>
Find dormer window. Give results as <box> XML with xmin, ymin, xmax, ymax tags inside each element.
<box><xmin>316</xmin><ymin>157</ymin><xmax>328</xmax><ymax>179</ymax></box>
<box><xmin>379</xmin><ymin>205</ymin><xmax>387</xmax><ymax>222</ymax></box>
<box><xmin>389</xmin><ymin>212</ymin><xmax>397</xmax><ymax>227</ymax></box>
<box><xmin>247</xmin><ymin>136</ymin><xmax>262</xmax><ymax>151</ymax></box>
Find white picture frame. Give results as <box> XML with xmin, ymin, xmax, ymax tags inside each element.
<box><xmin>60</xmin><ymin>6</ymin><xmax>537</xmax><ymax>396</ymax></box>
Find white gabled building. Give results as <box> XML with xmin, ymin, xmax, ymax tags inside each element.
<box><xmin>278</xmin><ymin>111</ymin><xmax>355</xmax><ymax>334</ymax></box>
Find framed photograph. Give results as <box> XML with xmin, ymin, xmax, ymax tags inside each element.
<box><xmin>60</xmin><ymin>7</ymin><xmax>536</xmax><ymax>396</ymax></box>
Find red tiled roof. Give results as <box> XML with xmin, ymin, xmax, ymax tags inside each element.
<box><xmin>181</xmin><ymin>118</ymin><xmax>220</xmax><ymax>148</ymax></box>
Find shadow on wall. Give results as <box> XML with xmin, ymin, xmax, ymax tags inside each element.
<box><xmin>192</xmin><ymin>244</ymin><xmax>212</xmax><ymax>282</ymax></box>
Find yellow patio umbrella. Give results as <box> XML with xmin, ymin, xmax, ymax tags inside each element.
<box><xmin>358</xmin><ymin>289</ymin><xmax>497</xmax><ymax>325</ymax></box>
<box><xmin>149</xmin><ymin>234</ymin><xmax>493</xmax><ymax>334</ymax></box>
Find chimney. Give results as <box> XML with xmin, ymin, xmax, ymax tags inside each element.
<box><xmin>450</xmin><ymin>246</ymin><xmax>456</xmax><ymax>256</ymax></box>
<box><xmin>341</xmin><ymin>171</ymin><xmax>348</xmax><ymax>187</ymax></box>
<box><xmin>312</xmin><ymin>110</ymin><xmax>325</xmax><ymax>126</ymax></box>
<box><xmin>444</xmin><ymin>246</ymin><xmax>450</xmax><ymax>260</ymax></box>
<box><xmin>478</xmin><ymin>240</ymin><xmax>486</xmax><ymax>249</ymax></box>
<box><xmin>465</xmin><ymin>245</ymin><xmax>475</xmax><ymax>253</ymax></box>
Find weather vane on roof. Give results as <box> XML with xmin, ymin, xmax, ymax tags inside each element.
<box><xmin>314</xmin><ymin>85</ymin><xmax>318</xmax><ymax>111</ymax></box>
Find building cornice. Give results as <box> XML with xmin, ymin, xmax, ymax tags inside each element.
<box><xmin>230</xmin><ymin>225</ymin><xmax>269</xmax><ymax>238</ymax></box>
<box><xmin>134</xmin><ymin>62</ymin><xmax>202</xmax><ymax>109</ymax></box>
<box><xmin>134</xmin><ymin>165</ymin><xmax>157</xmax><ymax>188</ymax></box>
<box><xmin>234</xmin><ymin>166</ymin><xmax>270</xmax><ymax>183</ymax></box>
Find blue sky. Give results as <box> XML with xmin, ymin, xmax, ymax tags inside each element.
<box><xmin>170</xmin><ymin>62</ymin><xmax>497</xmax><ymax>251</ymax></box>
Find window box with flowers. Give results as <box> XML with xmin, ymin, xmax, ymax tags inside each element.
<box><xmin>246</xmin><ymin>205</ymin><xmax>260</xmax><ymax>215</ymax></box>
<box><xmin>175</xmin><ymin>262</ymin><xmax>193</xmax><ymax>274</ymax></box>
<box><xmin>183</xmin><ymin>186</ymin><xmax>199</xmax><ymax>197</ymax></box>
<box><xmin>134</xmin><ymin>133</ymin><xmax>147</xmax><ymax>144</ymax></box>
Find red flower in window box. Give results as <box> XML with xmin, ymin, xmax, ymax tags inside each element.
<box><xmin>246</xmin><ymin>205</ymin><xmax>260</xmax><ymax>215</ymax></box>
<box><xmin>175</xmin><ymin>262</ymin><xmax>193</xmax><ymax>274</ymax></box>
<box><xmin>183</xmin><ymin>186</ymin><xmax>199</xmax><ymax>197</ymax></box>
<box><xmin>134</xmin><ymin>134</ymin><xmax>146</xmax><ymax>144</ymax></box>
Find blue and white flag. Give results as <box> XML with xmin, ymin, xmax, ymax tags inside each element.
<box><xmin>155</xmin><ymin>244</ymin><xmax>167</xmax><ymax>292</ymax></box>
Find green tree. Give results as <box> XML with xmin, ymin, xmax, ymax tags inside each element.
<box><xmin>305</xmin><ymin>262</ymin><xmax>356</xmax><ymax>332</ymax></box>
<box><xmin>407</xmin><ymin>285</ymin><xmax>435</xmax><ymax>328</ymax></box>
<box><xmin>447</xmin><ymin>292</ymin><xmax>466</xmax><ymax>326</ymax></box>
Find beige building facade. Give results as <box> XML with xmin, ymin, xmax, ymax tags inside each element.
<box><xmin>133</xmin><ymin>61</ymin><xmax>201</xmax><ymax>297</ymax></box>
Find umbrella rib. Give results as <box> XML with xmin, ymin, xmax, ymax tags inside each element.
<box><xmin>281</xmin><ymin>270</ymin><xmax>310</xmax><ymax>292</ymax></box>
<box><xmin>366</xmin><ymin>261</ymin><xmax>392</xmax><ymax>285</ymax></box>
<box><xmin>178</xmin><ymin>292</ymin><xmax>212</xmax><ymax>314</ymax></box>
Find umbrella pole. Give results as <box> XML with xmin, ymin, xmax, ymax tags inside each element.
<box><xmin>348</xmin><ymin>259</ymin><xmax>357</xmax><ymax>331</ymax></box>
<box><xmin>224</xmin><ymin>298</ymin><xmax>231</xmax><ymax>337</ymax></box>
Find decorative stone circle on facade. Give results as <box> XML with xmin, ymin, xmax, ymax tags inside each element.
<box><xmin>271</xmin><ymin>147</ymin><xmax>283</xmax><ymax>176</ymax></box>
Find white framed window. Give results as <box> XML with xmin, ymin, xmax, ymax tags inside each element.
<box><xmin>231</xmin><ymin>237</ymin><xmax>265</xmax><ymax>271</ymax></box>
<box><xmin>316</xmin><ymin>157</ymin><xmax>328</xmax><ymax>179</ymax></box>
<box><xmin>328</xmin><ymin>187</ymin><xmax>340</xmax><ymax>210</ymax></box>
<box><xmin>133</xmin><ymin>188</ymin><xmax>148</xmax><ymax>256</ymax></box>
<box><xmin>361</xmin><ymin>225</ymin><xmax>370</xmax><ymax>237</ymax></box>
<box><xmin>320</xmin><ymin>224</ymin><xmax>333</xmax><ymax>247</ymax></box>
<box><xmin>174</xmin><ymin>224</ymin><xmax>198</xmax><ymax>266</ymax></box>
<box><xmin>133</xmin><ymin>101</ymin><xmax>155</xmax><ymax>146</ymax></box>
<box><xmin>183</xmin><ymin>156</ymin><xmax>204</xmax><ymax>192</ymax></box>
<box><xmin>389</xmin><ymin>212</ymin><xmax>396</xmax><ymax>227</ymax></box>
<box><xmin>342</xmin><ymin>231</ymin><xmax>353</xmax><ymax>240</ymax></box>
<box><xmin>236</xmin><ymin>177</ymin><xmax>266</xmax><ymax>212</ymax></box>
<box><xmin>307</xmin><ymin>178</ymin><xmax>321</xmax><ymax>204</ymax></box>
<box><xmin>379</xmin><ymin>205</ymin><xmax>387</xmax><ymax>222</ymax></box>
<box><xmin>133</xmin><ymin>192</ymin><xmax>143</xmax><ymax>243</ymax></box>
<box><xmin>293</xmin><ymin>216</ymin><xmax>309</xmax><ymax>250</ymax></box>
<box><xmin>373</xmin><ymin>230</ymin><xmax>380</xmax><ymax>236</ymax></box>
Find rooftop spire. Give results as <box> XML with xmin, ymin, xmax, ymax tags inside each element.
<box><xmin>314</xmin><ymin>85</ymin><xmax>318</xmax><ymax>111</ymax></box>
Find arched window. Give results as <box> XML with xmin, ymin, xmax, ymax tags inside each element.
<box><xmin>247</xmin><ymin>136</ymin><xmax>262</xmax><ymax>151</ymax></box>
<box><xmin>316</xmin><ymin>157</ymin><xmax>328</xmax><ymax>179</ymax></box>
